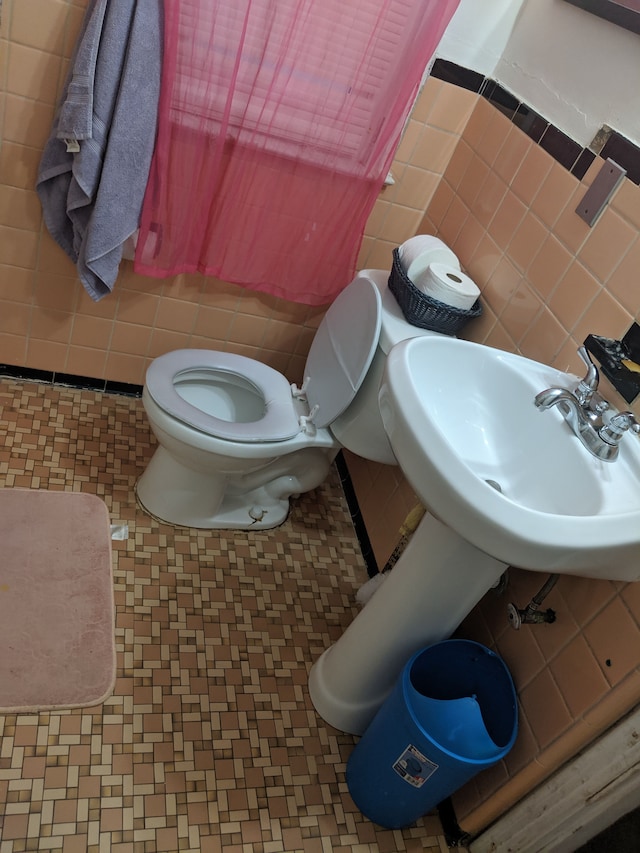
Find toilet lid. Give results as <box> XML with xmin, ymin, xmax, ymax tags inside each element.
<box><xmin>145</xmin><ymin>350</ymin><xmax>301</xmax><ymax>442</ymax></box>
<box><xmin>304</xmin><ymin>274</ymin><xmax>382</xmax><ymax>428</ymax></box>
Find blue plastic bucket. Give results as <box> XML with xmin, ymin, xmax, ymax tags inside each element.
<box><xmin>346</xmin><ymin>640</ymin><xmax>518</xmax><ymax>829</ymax></box>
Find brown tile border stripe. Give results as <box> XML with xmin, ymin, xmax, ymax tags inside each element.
<box><xmin>0</xmin><ymin>364</ymin><xmax>143</xmax><ymax>397</ymax></box>
<box><xmin>431</xmin><ymin>59</ymin><xmax>640</xmax><ymax>185</ymax></box>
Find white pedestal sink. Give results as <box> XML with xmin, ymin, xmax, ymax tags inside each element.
<box><xmin>309</xmin><ymin>337</ymin><xmax>640</xmax><ymax>735</ymax></box>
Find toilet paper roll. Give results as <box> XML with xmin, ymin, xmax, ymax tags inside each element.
<box><xmin>416</xmin><ymin>263</ymin><xmax>480</xmax><ymax>311</ymax></box>
<box><xmin>399</xmin><ymin>235</ymin><xmax>460</xmax><ymax>276</ymax></box>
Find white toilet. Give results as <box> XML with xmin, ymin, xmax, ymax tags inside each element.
<box><xmin>136</xmin><ymin>269</ymin><xmax>439</xmax><ymax>529</ymax></box>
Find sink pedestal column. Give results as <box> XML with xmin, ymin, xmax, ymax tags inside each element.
<box><xmin>308</xmin><ymin>512</ymin><xmax>507</xmax><ymax>735</ymax></box>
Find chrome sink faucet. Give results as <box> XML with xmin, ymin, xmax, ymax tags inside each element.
<box><xmin>534</xmin><ymin>346</ymin><xmax>640</xmax><ymax>462</ymax></box>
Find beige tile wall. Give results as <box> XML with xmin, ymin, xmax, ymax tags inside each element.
<box><xmin>350</xmin><ymin>83</ymin><xmax>640</xmax><ymax>835</ymax></box>
<box><xmin>0</xmin><ymin>0</ymin><xmax>469</xmax><ymax>391</ymax></box>
<box><xmin>0</xmin><ymin>0</ymin><xmax>319</xmax><ymax>385</ymax></box>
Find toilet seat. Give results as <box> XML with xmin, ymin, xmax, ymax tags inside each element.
<box><xmin>145</xmin><ymin>350</ymin><xmax>302</xmax><ymax>442</ymax></box>
<box><xmin>145</xmin><ymin>274</ymin><xmax>382</xmax><ymax>444</ymax></box>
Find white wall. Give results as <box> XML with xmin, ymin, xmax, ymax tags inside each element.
<box><xmin>438</xmin><ymin>0</ymin><xmax>640</xmax><ymax>147</ymax></box>
<box><xmin>437</xmin><ymin>0</ymin><xmax>526</xmax><ymax>76</ymax></box>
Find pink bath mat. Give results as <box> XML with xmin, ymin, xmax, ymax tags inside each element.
<box><xmin>0</xmin><ymin>489</ymin><xmax>116</xmax><ymax>712</ymax></box>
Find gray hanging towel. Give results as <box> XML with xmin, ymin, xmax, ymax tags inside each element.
<box><xmin>37</xmin><ymin>0</ymin><xmax>162</xmax><ymax>301</ymax></box>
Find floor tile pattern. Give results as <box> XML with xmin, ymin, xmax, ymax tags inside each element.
<box><xmin>0</xmin><ymin>380</ymin><xmax>448</xmax><ymax>852</ymax></box>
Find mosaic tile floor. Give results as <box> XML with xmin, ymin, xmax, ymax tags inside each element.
<box><xmin>0</xmin><ymin>379</ymin><xmax>449</xmax><ymax>852</ymax></box>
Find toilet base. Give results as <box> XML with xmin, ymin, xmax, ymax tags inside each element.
<box><xmin>136</xmin><ymin>480</ymin><xmax>291</xmax><ymax>530</ymax></box>
<box><xmin>136</xmin><ymin>444</ymin><xmax>337</xmax><ymax>530</ymax></box>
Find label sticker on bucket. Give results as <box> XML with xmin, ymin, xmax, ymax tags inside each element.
<box><xmin>392</xmin><ymin>744</ymin><xmax>438</xmax><ymax>788</ymax></box>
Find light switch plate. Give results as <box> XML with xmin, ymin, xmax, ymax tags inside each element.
<box><xmin>575</xmin><ymin>158</ymin><xmax>626</xmax><ymax>226</ymax></box>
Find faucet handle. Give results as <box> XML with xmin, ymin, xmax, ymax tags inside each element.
<box><xmin>599</xmin><ymin>411</ymin><xmax>640</xmax><ymax>446</ymax></box>
<box><xmin>575</xmin><ymin>346</ymin><xmax>599</xmax><ymax>406</ymax></box>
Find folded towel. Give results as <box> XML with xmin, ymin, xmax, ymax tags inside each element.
<box><xmin>37</xmin><ymin>0</ymin><xmax>162</xmax><ymax>301</ymax></box>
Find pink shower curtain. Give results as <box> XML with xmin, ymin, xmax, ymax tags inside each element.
<box><xmin>135</xmin><ymin>0</ymin><xmax>460</xmax><ymax>304</ymax></box>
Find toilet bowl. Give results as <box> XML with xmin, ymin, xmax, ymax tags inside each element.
<box><xmin>136</xmin><ymin>269</ymin><xmax>440</xmax><ymax>529</ymax></box>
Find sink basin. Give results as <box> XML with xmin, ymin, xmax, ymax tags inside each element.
<box><xmin>379</xmin><ymin>336</ymin><xmax>640</xmax><ymax>581</ymax></box>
